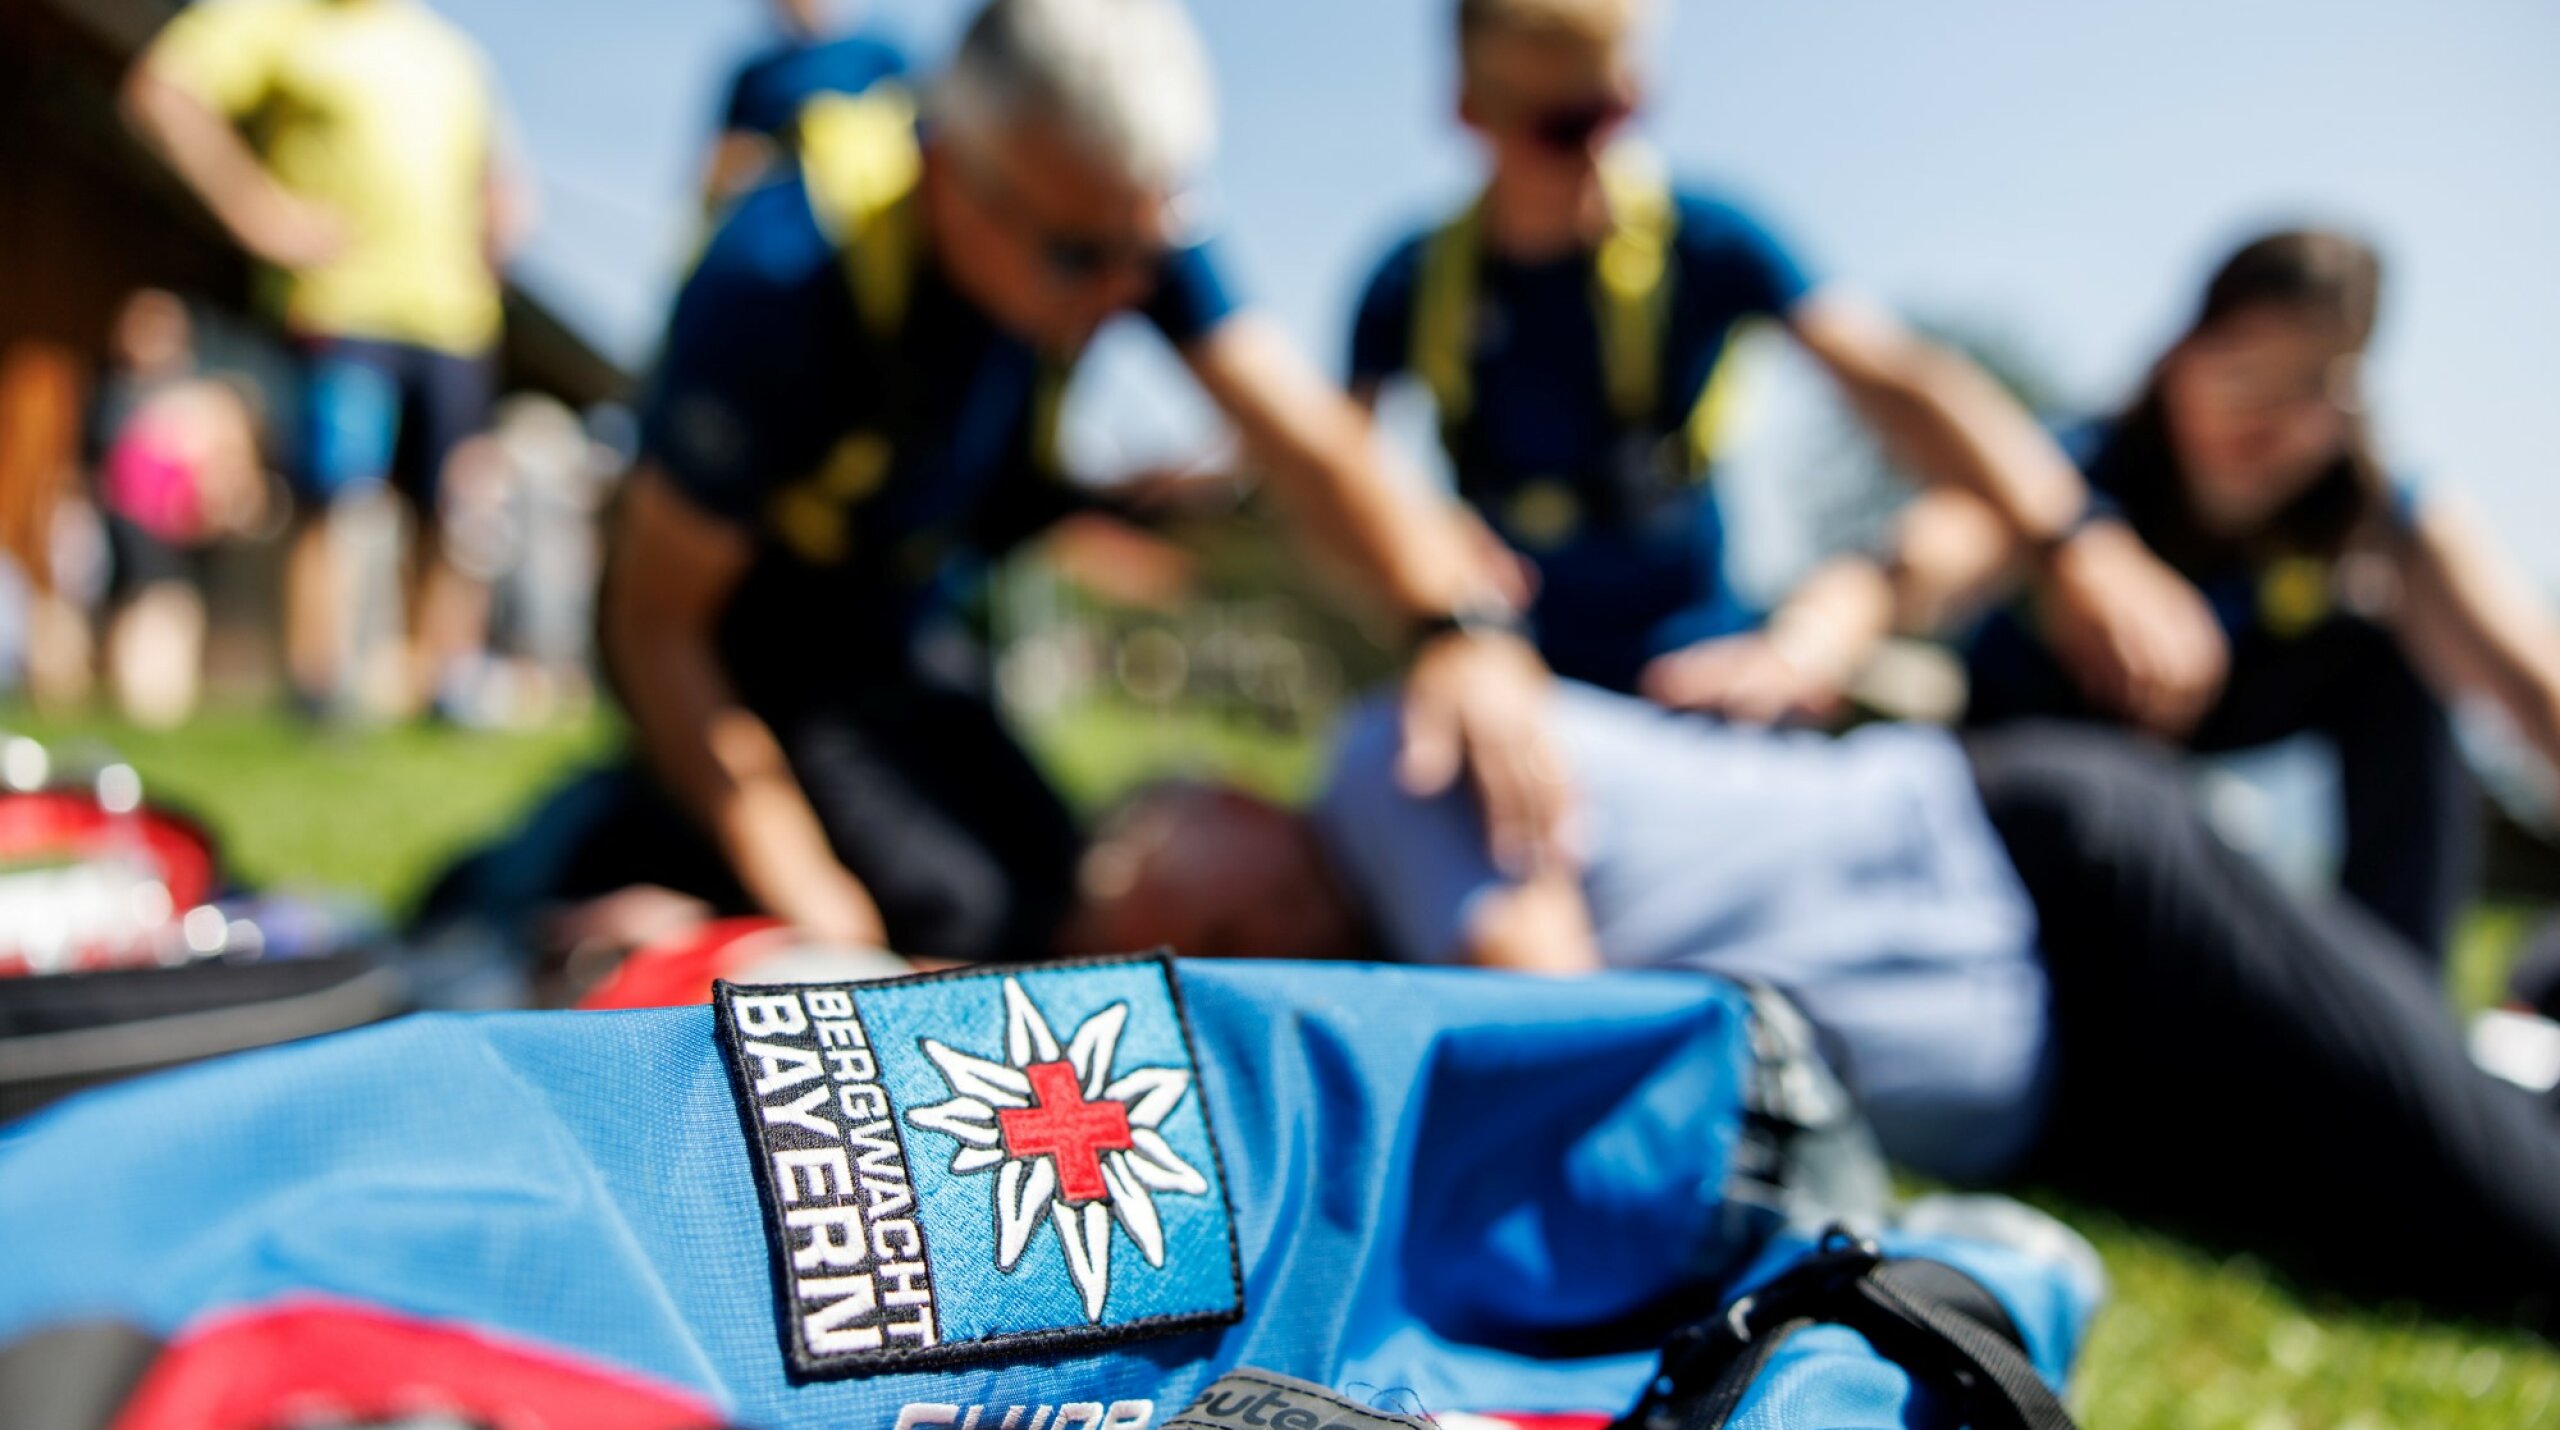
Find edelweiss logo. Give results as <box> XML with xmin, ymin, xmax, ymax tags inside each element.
<box><xmin>907</xmin><ymin>977</ymin><xmax>1210</xmax><ymax>1321</ymax></box>
<box><xmin>715</xmin><ymin>956</ymin><xmax>1237</xmax><ymax>1375</ymax></box>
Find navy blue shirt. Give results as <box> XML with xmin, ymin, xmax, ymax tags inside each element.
<box><xmin>719</xmin><ymin>32</ymin><xmax>909</xmax><ymax>138</ymax></box>
<box><xmin>1350</xmin><ymin>188</ymin><xmax>1816</xmax><ymax>691</ymax></box>
<box><xmin>638</xmin><ymin>173</ymin><xmax>1241</xmax><ymax>696</ymax></box>
<box><xmin>1966</xmin><ymin>418</ymin><xmax>2426</xmax><ymax>715</ymax></box>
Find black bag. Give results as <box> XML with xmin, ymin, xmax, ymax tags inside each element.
<box><xmin>0</xmin><ymin>954</ymin><xmax>405</xmax><ymax>1122</ymax></box>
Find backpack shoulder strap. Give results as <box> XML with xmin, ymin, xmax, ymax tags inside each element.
<box><xmin>1592</xmin><ymin>145</ymin><xmax>1678</xmax><ymax>427</ymax></box>
<box><xmin>1411</xmin><ymin>198</ymin><xmax>1486</xmax><ymax>436</ymax></box>
<box><xmin>1409</xmin><ymin>146</ymin><xmax>1683</xmax><ymax>445</ymax></box>
<box><xmin>1682</xmin><ymin>323</ymin><xmax>1753</xmax><ymax>479</ymax></box>
<box><xmin>1611</xmin><ymin>1231</ymin><xmax>2079</xmax><ymax>1430</ymax></box>
<box><xmin>796</xmin><ymin>83</ymin><xmax>925</xmax><ymax>343</ymax></box>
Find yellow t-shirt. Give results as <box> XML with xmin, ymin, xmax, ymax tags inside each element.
<box><xmin>146</xmin><ymin>0</ymin><xmax>504</xmax><ymax>354</ymax></box>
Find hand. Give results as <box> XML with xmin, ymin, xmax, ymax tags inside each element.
<box><xmin>1044</xmin><ymin>513</ymin><xmax>1197</xmax><ymax>610</ymax></box>
<box><xmin>2038</xmin><ymin>522</ymin><xmax>2229</xmax><ymax>738</ymax></box>
<box><xmin>1640</xmin><ymin>630</ymin><xmax>1853</xmax><ymax>726</ymax></box>
<box><xmin>537</xmin><ymin>884</ymin><xmax>716</xmax><ymax>959</ymax></box>
<box><xmin>1452</xmin><ymin>503</ymin><xmax>1538</xmax><ymax>614</ymax></box>
<box><xmin>785</xmin><ymin>868</ymin><xmax>892</xmax><ymax>951</ymax></box>
<box><xmin>233</xmin><ymin>186</ymin><xmax>349</xmax><ymax>270</ymax></box>
<box><xmin>1110</xmin><ymin>463</ymin><xmax>1249</xmax><ymax>519</ymax></box>
<box><xmin>1399</xmin><ymin>628</ymin><xmax>1571</xmax><ymax>876</ymax></box>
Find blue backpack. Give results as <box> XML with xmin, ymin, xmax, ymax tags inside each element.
<box><xmin>0</xmin><ymin>955</ymin><xmax>2095</xmax><ymax>1428</ymax></box>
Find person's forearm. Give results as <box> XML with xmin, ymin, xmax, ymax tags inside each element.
<box><xmin>1884</xmin><ymin>486</ymin><xmax>2025</xmax><ymax>636</ymax></box>
<box><xmin>702</xmin><ymin>131</ymin><xmax>780</xmax><ymax>211</ymax></box>
<box><xmin>1265</xmin><ymin>404</ymin><xmax>1481</xmax><ymax>620</ymax></box>
<box><xmin>1192</xmin><ymin>319</ymin><xmax>1481</xmax><ymax>621</ymax></box>
<box><xmin>603</xmin><ymin>598</ymin><xmax>869</xmax><ymax>934</ymax></box>
<box><xmin>484</xmin><ymin>168</ymin><xmax>536</xmax><ymax>269</ymax></box>
<box><xmin>1462</xmin><ymin>871</ymin><xmax>1603</xmax><ymax>976</ymax></box>
<box><xmin>1851</xmin><ymin>344</ymin><xmax>2086</xmax><ymax>540</ymax></box>
<box><xmin>1765</xmin><ymin>554</ymin><xmax>1895</xmax><ymax>685</ymax></box>
<box><xmin>2401</xmin><ymin>506</ymin><xmax>2560</xmax><ymax>775</ymax></box>
<box><xmin>121</xmin><ymin>70</ymin><xmax>287</xmax><ymax>245</ymax></box>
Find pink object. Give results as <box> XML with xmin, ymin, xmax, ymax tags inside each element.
<box><xmin>102</xmin><ymin>404</ymin><xmax>208</xmax><ymax>544</ymax></box>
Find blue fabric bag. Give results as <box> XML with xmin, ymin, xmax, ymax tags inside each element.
<box><xmin>0</xmin><ymin>954</ymin><xmax>2095</xmax><ymax>1428</ymax></box>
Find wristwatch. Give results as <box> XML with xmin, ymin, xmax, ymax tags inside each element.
<box><xmin>1410</xmin><ymin>599</ymin><xmax>1524</xmax><ymax>646</ymax></box>
<box><xmin>2023</xmin><ymin>501</ymin><xmax>2110</xmax><ymax>568</ymax></box>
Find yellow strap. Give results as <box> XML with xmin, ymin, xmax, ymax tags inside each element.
<box><xmin>776</xmin><ymin>85</ymin><xmax>1074</xmax><ymax>560</ymax></box>
<box><xmin>1412</xmin><ymin>199</ymin><xmax>1485</xmax><ymax>432</ymax></box>
<box><xmin>1592</xmin><ymin>147</ymin><xmax>1676</xmax><ymax>426</ymax></box>
<box><xmin>1411</xmin><ymin>146</ymin><xmax>1679</xmax><ymax>441</ymax></box>
<box><xmin>797</xmin><ymin>84</ymin><xmax>924</xmax><ymax>342</ymax></box>
<box><xmin>1684</xmin><ymin>322</ymin><xmax>1754</xmax><ymax>476</ymax></box>
<box><xmin>1028</xmin><ymin>361</ymin><xmax>1070</xmax><ymax>480</ymax></box>
<box><xmin>2258</xmin><ymin>554</ymin><xmax>2336</xmax><ymax>639</ymax></box>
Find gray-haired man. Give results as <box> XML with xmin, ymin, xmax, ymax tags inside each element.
<box><xmin>592</xmin><ymin>0</ymin><xmax>1564</xmax><ymax>963</ymax></box>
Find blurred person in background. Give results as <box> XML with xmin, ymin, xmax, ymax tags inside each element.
<box><xmin>585</xmin><ymin>0</ymin><xmax>1560</xmax><ymax>964</ymax></box>
<box><xmin>121</xmin><ymin>0</ymin><xmax>535</xmax><ymax>722</ymax></box>
<box><xmin>1350</xmin><ymin>0</ymin><xmax>2225</xmax><ymax>730</ymax></box>
<box><xmin>1903</xmin><ymin>230</ymin><xmax>2560</xmax><ymax>964</ymax></box>
<box><xmin>88</xmin><ymin>290</ymin><xmax>272</xmax><ymax>727</ymax></box>
<box><xmin>434</xmin><ymin>393</ymin><xmax>608</xmax><ymax>728</ymax></box>
<box><xmin>703</xmin><ymin>0</ymin><xmax>908</xmax><ymax>210</ymax></box>
<box><xmin>0</xmin><ymin>344</ymin><xmax>99</xmax><ymax>710</ymax></box>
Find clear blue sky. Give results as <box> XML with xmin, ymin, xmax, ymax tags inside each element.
<box><xmin>440</xmin><ymin>0</ymin><xmax>2560</xmax><ymax>582</ymax></box>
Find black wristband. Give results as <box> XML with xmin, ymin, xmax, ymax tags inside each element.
<box><xmin>1411</xmin><ymin>601</ymin><xmax>1523</xmax><ymax>646</ymax></box>
<box><xmin>2023</xmin><ymin>504</ymin><xmax>2105</xmax><ymax>568</ymax></box>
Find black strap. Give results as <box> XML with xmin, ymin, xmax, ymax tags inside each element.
<box><xmin>1610</xmin><ymin>1230</ymin><xmax>2079</xmax><ymax>1430</ymax></box>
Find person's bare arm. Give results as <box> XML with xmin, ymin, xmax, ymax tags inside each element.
<box><xmin>2396</xmin><ymin>496</ymin><xmax>2560</xmax><ymax>774</ymax></box>
<box><xmin>1885</xmin><ymin>486</ymin><xmax>2018</xmax><ymax>635</ymax></box>
<box><xmin>703</xmin><ymin>130</ymin><xmax>783</xmax><ymax>212</ymax></box>
<box><xmin>1353</xmin><ymin>372</ymin><xmax>1538</xmax><ymax>611</ymax></box>
<box><xmin>1640</xmin><ymin>555</ymin><xmax>1893</xmax><ymax>723</ymax></box>
<box><xmin>1188</xmin><ymin>317</ymin><xmax>1481</xmax><ymax>616</ymax></box>
<box><xmin>120</xmin><ymin>65</ymin><xmax>344</xmax><ymax>269</ymax></box>
<box><xmin>1790</xmin><ymin>293</ymin><xmax>2083</xmax><ymax>538</ymax></box>
<box><xmin>483</xmin><ymin>139</ymin><xmax>537</xmax><ymax>270</ymax></box>
<box><xmin>1790</xmin><ymin>294</ymin><xmax>2228</xmax><ymax>735</ymax></box>
<box><xmin>1184</xmin><ymin>316</ymin><xmax>1568</xmax><ymax>873</ymax></box>
<box><xmin>1461</xmin><ymin>868</ymin><xmax>1604</xmax><ymax>976</ymax></box>
<box><xmin>602</xmin><ymin>467</ymin><xmax>886</xmax><ymax>944</ymax></box>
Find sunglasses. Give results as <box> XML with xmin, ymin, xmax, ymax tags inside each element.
<box><xmin>959</xmin><ymin>154</ymin><xmax>1170</xmax><ymax>289</ymax></box>
<box><xmin>2193</xmin><ymin>358</ymin><xmax>2364</xmax><ymax>422</ymax></box>
<box><xmin>1527</xmin><ymin>96</ymin><xmax>1633</xmax><ymax>153</ymax></box>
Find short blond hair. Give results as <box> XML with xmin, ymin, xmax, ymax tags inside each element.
<box><xmin>937</xmin><ymin>0</ymin><xmax>1217</xmax><ymax>191</ymax></box>
<box><xmin>1457</xmin><ymin>0</ymin><xmax>1642</xmax><ymax>50</ymax></box>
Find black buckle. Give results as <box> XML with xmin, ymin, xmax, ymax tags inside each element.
<box><xmin>1624</xmin><ymin>1224</ymin><xmax>1882</xmax><ymax>1429</ymax></box>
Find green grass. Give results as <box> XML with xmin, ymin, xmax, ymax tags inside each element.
<box><xmin>4</xmin><ymin>705</ymin><xmax>615</xmax><ymax>916</ymax></box>
<box><xmin>10</xmin><ymin>698</ymin><xmax>2559</xmax><ymax>1424</ymax></box>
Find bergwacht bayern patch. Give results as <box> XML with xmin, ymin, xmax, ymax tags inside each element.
<box><xmin>712</xmin><ymin>953</ymin><xmax>1244</xmax><ymax>1377</ymax></box>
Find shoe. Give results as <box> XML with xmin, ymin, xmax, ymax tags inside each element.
<box><xmin>2507</xmin><ymin>914</ymin><xmax>2560</xmax><ymax>1022</ymax></box>
<box><xmin>2470</xmin><ymin>1007</ymin><xmax>2560</xmax><ymax>1096</ymax></box>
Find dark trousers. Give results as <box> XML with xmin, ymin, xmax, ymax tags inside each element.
<box><xmin>1969</xmin><ymin>613</ymin><xmax>2476</xmax><ymax>963</ymax></box>
<box><xmin>1967</xmin><ymin>724</ymin><xmax>2560</xmax><ymax>1327</ymax></box>
<box><xmin>434</xmin><ymin>673</ymin><xmax>1080</xmax><ymax>965</ymax></box>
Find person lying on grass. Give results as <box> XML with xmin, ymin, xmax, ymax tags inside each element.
<box><xmin>418</xmin><ymin>667</ymin><xmax>2560</xmax><ymax>1330</ymax></box>
<box><xmin>1066</xmin><ymin>679</ymin><xmax>2560</xmax><ymax>1335</ymax></box>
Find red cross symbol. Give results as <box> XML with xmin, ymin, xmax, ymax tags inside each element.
<box><xmin>999</xmin><ymin>1061</ymin><xmax>1135</xmax><ymax>1203</ymax></box>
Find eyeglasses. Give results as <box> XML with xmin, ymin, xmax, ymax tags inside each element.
<box><xmin>957</xmin><ymin>152</ymin><xmax>1171</xmax><ymax>289</ymax></box>
<box><xmin>1527</xmin><ymin>96</ymin><xmax>1634</xmax><ymax>153</ymax></box>
<box><xmin>2193</xmin><ymin>360</ymin><xmax>2364</xmax><ymax>422</ymax></box>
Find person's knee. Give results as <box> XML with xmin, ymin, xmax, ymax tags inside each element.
<box><xmin>1969</xmin><ymin>724</ymin><xmax>2187</xmax><ymax>849</ymax></box>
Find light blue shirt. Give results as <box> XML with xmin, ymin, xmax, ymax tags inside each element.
<box><xmin>1311</xmin><ymin>683</ymin><xmax>2055</xmax><ymax>1182</ymax></box>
